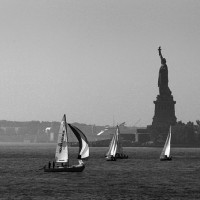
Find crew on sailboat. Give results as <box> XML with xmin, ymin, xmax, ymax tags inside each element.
<box><xmin>105</xmin><ymin>155</ymin><xmax>116</xmax><ymax>161</ymax></box>
<box><xmin>77</xmin><ymin>160</ymin><xmax>84</xmax><ymax>166</ymax></box>
<box><xmin>164</xmin><ymin>155</ymin><xmax>172</xmax><ymax>160</ymax></box>
<box><xmin>71</xmin><ymin>160</ymin><xmax>84</xmax><ymax>168</ymax></box>
<box><xmin>115</xmin><ymin>153</ymin><xmax>128</xmax><ymax>159</ymax></box>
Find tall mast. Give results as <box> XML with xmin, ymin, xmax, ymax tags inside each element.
<box><xmin>64</xmin><ymin>114</ymin><xmax>69</xmax><ymax>167</ymax></box>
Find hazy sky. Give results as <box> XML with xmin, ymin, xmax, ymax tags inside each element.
<box><xmin>0</xmin><ymin>0</ymin><xmax>199</xmax><ymax>126</ymax></box>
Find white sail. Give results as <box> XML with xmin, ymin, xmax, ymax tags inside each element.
<box><xmin>55</xmin><ymin>115</ymin><xmax>68</xmax><ymax>163</ymax></box>
<box><xmin>106</xmin><ymin>126</ymin><xmax>119</xmax><ymax>157</ymax></box>
<box><xmin>106</xmin><ymin>132</ymin><xmax>114</xmax><ymax>156</ymax></box>
<box><xmin>80</xmin><ymin>138</ymin><xmax>89</xmax><ymax>159</ymax></box>
<box><xmin>116</xmin><ymin>126</ymin><xmax>123</xmax><ymax>154</ymax></box>
<box><xmin>160</xmin><ymin>126</ymin><xmax>171</xmax><ymax>158</ymax></box>
<box><xmin>110</xmin><ymin>134</ymin><xmax>117</xmax><ymax>156</ymax></box>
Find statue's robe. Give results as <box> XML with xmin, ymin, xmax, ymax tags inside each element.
<box><xmin>158</xmin><ymin>63</ymin><xmax>171</xmax><ymax>95</ymax></box>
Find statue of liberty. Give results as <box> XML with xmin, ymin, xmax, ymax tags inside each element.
<box><xmin>158</xmin><ymin>46</ymin><xmax>171</xmax><ymax>96</ymax></box>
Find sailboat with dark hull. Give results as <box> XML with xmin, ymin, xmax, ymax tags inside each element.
<box><xmin>105</xmin><ymin>125</ymin><xmax>128</xmax><ymax>161</ymax></box>
<box><xmin>44</xmin><ymin>114</ymin><xmax>89</xmax><ymax>172</ymax></box>
<box><xmin>160</xmin><ymin>126</ymin><xmax>172</xmax><ymax>161</ymax></box>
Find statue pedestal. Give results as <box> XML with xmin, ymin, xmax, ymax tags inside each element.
<box><xmin>152</xmin><ymin>93</ymin><xmax>176</xmax><ymax>130</ymax></box>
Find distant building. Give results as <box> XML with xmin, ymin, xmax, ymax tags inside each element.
<box><xmin>136</xmin><ymin>128</ymin><xmax>151</xmax><ymax>143</ymax></box>
<box><xmin>109</xmin><ymin>126</ymin><xmax>150</xmax><ymax>143</ymax></box>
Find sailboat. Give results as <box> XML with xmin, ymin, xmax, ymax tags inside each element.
<box><xmin>44</xmin><ymin>114</ymin><xmax>89</xmax><ymax>172</ymax></box>
<box><xmin>105</xmin><ymin>125</ymin><xmax>128</xmax><ymax>161</ymax></box>
<box><xmin>160</xmin><ymin>126</ymin><xmax>172</xmax><ymax>161</ymax></box>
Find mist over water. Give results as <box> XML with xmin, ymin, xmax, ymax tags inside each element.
<box><xmin>0</xmin><ymin>144</ymin><xmax>200</xmax><ymax>199</ymax></box>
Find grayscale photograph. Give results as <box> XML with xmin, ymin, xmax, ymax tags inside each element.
<box><xmin>0</xmin><ymin>0</ymin><xmax>200</xmax><ymax>199</ymax></box>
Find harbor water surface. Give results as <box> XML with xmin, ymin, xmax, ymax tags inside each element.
<box><xmin>0</xmin><ymin>143</ymin><xmax>200</xmax><ymax>200</ymax></box>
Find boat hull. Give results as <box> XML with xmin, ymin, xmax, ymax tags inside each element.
<box><xmin>44</xmin><ymin>165</ymin><xmax>85</xmax><ymax>172</ymax></box>
<box><xmin>115</xmin><ymin>153</ymin><xmax>128</xmax><ymax>159</ymax></box>
<box><xmin>105</xmin><ymin>156</ymin><xmax>116</xmax><ymax>161</ymax></box>
<box><xmin>160</xmin><ymin>156</ymin><xmax>172</xmax><ymax>161</ymax></box>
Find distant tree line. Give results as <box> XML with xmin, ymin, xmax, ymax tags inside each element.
<box><xmin>171</xmin><ymin>120</ymin><xmax>200</xmax><ymax>146</ymax></box>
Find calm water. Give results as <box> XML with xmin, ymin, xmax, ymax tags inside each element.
<box><xmin>0</xmin><ymin>143</ymin><xmax>200</xmax><ymax>200</ymax></box>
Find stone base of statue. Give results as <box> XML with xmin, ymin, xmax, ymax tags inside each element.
<box><xmin>152</xmin><ymin>92</ymin><xmax>176</xmax><ymax>132</ymax></box>
<box><xmin>145</xmin><ymin>91</ymin><xmax>177</xmax><ymax>144</ymax></box>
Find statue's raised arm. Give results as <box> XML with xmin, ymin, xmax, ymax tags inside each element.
<box><xmin>158</xmin><ymin>46</ymin><xmax>166</xmax><ymax>64</ymax></box>
<box><xmin>158</xmin><ymin>46</ymin><xmax>163</xmax><ymax>60</ymax></box>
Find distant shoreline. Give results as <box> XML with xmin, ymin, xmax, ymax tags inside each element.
<box><xmin>0</xmin><ymin>142</ymin><xmax>199</xmax><ymax>148</ymax></box>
